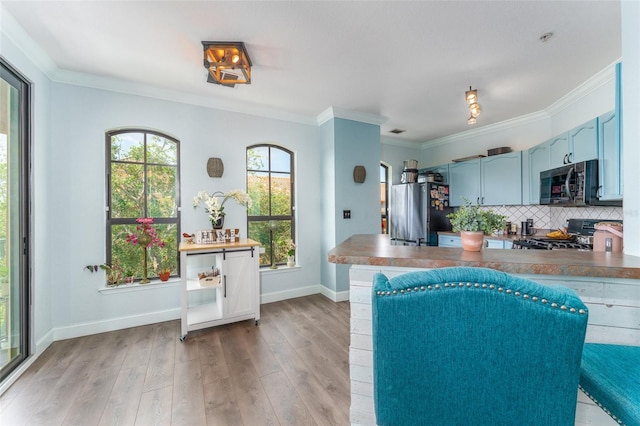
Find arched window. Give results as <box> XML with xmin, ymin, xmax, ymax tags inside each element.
<box><xmin>246</xmin><ymin>145</ymin><xmax>295</xmax><ymax>267</ymax></box>
<box><xmin>106</xmin><ymin>129</ymin><xmax>180</xmax><ymax>280</ymax></box>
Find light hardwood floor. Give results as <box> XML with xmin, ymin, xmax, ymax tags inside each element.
<box><xmin>0</xmin><ymin>294</ymin><xmax>351</xmax><ymax>426</ymax></box>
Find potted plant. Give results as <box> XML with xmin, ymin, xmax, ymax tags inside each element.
<box><xmin>446</xmin><ymin>199</ymin><xmax>506</xmax><ymax>251</ymax></box>
<box><xmin>287</xmin><ymin>240</ymin><xmax>296</xmax><ymax>267</ymax></box>
<box><xmin>84</xmin><ymin>261</ymin><xmax>124</xmax><ymax>287</ymax></box>
<box><xmin>123</xmin><ymin>268</ymin><xmax>135</xmax><ymax>284</ymax></box>
<box><xmin>193</xmin><ymin>189</ymin><xmax>252</xmax><ymax>229</ymax></box>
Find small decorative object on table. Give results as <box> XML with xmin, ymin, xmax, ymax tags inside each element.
<box><xmin>182</xmin><ymin>232</ymin><xmax>195</xmax><ymax>244</ymax></box>
<box><xmin>193</xmin><ymin>189</ymin><xmax>252</xmax><ymax>230</ymax></box>
<box><xmin>126</xmin><ymin>218</ymin><xmax>166</xmax><ymax>283</ymax></box>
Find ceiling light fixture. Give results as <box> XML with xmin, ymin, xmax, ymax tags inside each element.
<box><xmin>202</xmin><ymin>41</ymin><xmax>252</xmax><ymax>88</ymax></box>
<box><xmin>465</xmin><ymin>86</ymin><xmax>482</xmax><ymax>124</ymax></box>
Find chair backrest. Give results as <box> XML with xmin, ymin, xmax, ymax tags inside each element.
<box><xmin>372</xmin><ymin>266</ymin><xmax>588</xmax><ymax>426</ymax></box>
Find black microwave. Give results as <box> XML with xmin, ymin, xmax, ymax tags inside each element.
<box><xmin>539</xmin><ymin>159</ymin><xmax>621</xmax><ymax>206</ymax></box>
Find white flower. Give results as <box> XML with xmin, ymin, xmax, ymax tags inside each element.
<box><xmin>193</xmin><ymin>189</ymin><xmax>252</xmax><ymax>224</ymax></box>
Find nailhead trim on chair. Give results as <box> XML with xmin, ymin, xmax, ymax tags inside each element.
<box><xmin>578</xmin><ymin>384</ymin><xmax>625</xmax><ymax>425</ymax></box>
<box><xmin>376</xmin><ymin>281</ymin><xmax>588</xmax><ymax>315</ymax></box>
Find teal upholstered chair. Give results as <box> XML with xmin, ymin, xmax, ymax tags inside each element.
<box><xmin>372</xmin><ymin>267</ymin><xmax>589</xmax><ymax>426</ymax></box>
<box><xmin>579</xmin><ymin>343</ymin><xmax>640</xmax><ymax>426</ymax></box>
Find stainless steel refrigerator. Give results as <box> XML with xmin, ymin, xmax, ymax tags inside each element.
<box><xmin>390</xmin><ymin>183</ymin><xmax>453</xmax><ymax>246</ymax></box>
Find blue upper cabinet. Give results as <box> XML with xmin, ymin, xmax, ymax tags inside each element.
<box><xmin>598</xmin><ymin>111</ymin><xmax>622</xmax><ymax>200</ymax></box>
<box><xmin>547</xmin><ymin>134</ymin><xmax>570</xmax><ymax>169</ymax></box>
<box><xmin>525</xmin><ymin>143</ymin><xmax>550</xmax><ymax>205</ymax></box>
<box><xmin>597</xmin><ymin>62</ymin><xmax>623</xmax><ymax>201</ymax></box>
<box><xmin>481</xmin><ymin>152</ymin><xmax>522</xmax><ymax>205</ymax></box>
<box><xmin>449</xmin><ymin>159</ymin><xmax>481</xmax><ymax>206</ymax></box>
<box><xmin>449</xmin><ymin>152</ymin><xmax>522</xmax><ymax>207</ymax></box>
<box><xmin>543</xmin><ymin>119</ymin><xmax>598</xmax><ymax>170</ymax></box>
<box><xmin>568</xmin><ymin>118</ymin><xmax>598</xmax><ymax>164</ymax></box>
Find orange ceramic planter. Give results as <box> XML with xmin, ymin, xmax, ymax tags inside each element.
<box><xmin>460</xmin><ymin>231</ymin><xmax>484</xmax><ymax>252</ymax></box>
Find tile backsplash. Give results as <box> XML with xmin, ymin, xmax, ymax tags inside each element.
<box><xmin>479</xmin><ymin>205</ymin><xmax>623</xmax><ymax>231</ymax></box>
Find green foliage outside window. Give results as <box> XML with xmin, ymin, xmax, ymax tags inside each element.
<box><xmin>247</xmin><ymin>145</ymin><xmax>294</xmax><ymax>267</ymax></box>
<box><xmin>107</xmin><ymin>130</ymin><xmax>180</xmax><ymax>281</ymax></box>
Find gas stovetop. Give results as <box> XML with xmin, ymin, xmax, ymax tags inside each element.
<box><xmin>512</xmin><ymin>218</ymin><xmax>622</xmax><ymax>251</ymax></box>
<box><xmin>512</xmin><ymin>238</ymin><xmax>592</xmax><ymax>250</ymax></box>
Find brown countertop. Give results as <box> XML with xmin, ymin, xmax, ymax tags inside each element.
<box><xmin>328</xmin><ymin>234</ymin><xmax>640</xmax><ymax>279</ymax></box>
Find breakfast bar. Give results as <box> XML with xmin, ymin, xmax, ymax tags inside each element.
<box><xmin>329</xmin><ymin>234</ymin><xmax>640</xmax><ymax>426</ymax></box>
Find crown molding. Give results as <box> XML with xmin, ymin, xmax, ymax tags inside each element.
<box><xmin>0</xmin><ymin>4</ymin><xmax>57</xmax><ymax>76</ymax></box>
<box><xmin>53</xmin><ymin>69</ymin><xmax>318</xmax><ymax>126</ymax></box>
<box><xmin>545</xmin><ymin>60</ymin><xmax>618</xmax><ymax>117</ymax></box>
<box><xmin>420</xmin><ymin>110</ymin><xmax>550</xmax><ymax>149</ymax></box>
<box><xmin>317</xmin><ymin>106</ymin><xmax>388</xmax><ymax>126</ymax></box>
<box><xmin>381</xmin><ymin>135</ymin><xmax>423</xmax><ymax>149</ymax></box>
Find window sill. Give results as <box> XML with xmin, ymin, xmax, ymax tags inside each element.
<box><xmin>98</xmin><ymin>278</ymin><xmax>180</xmax><ymax>294</ymax></box>
<box><xmin>260</xmin><ymin>265</ymin><xmax>300</xmax><ymax>275</ymax></box>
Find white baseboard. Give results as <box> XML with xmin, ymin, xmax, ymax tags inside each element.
<box><xmin>260</xmin><ymin>285</ymin><xmax>350</xmax><ymax>304</ymax></box>
<box><xmin>260</xmin><ymin>285</ymin><xmax>322</xmax><ymax>304</ymax></box>
<box><xmin>52</xmin><ymin>308</ymin><xmax>181</xmax><ymax>341</ymax></box>
<box><xmin>320</xmin><ymin>286</ymin><xmax>350</xmax><ymax>302</ymax></box>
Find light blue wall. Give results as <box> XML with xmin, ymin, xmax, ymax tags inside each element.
<box><xmin>334</xmin><ymin>118</ymin><xmax>380</xmax><ymax>292</ymax></box>
<box><xmin>319</xmin><ymin>119</ymin><xmax>336</xmax><ymax>293</ymax></box>
<box><xmin>1</xmin><ymin>30</ymin><xmax>54</xmax><ymax>353</ymax></box>
<box><xmin>380</xmin><ymin>138</ymin><xmax>423</xmax><ymax>185</ymax></box>
<box><xmin>48</xmin><ymin>83</ymin><xmax>323</xmax><ymax>338</ymax></box>
<box><xmin>321</xmin><ymin>118</ymin><xmax>380</xmax><ymax>294</ymax></box>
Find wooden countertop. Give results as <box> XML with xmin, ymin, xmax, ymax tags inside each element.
<box><xmin>179</xmin><ymin>238</ymin><xmax>260</xmax><ymax>252</ymax></box>
<box><xmin>328</xmin><ymin>234</ymin><xmax>640</xmax><ymax>279</ymax></box>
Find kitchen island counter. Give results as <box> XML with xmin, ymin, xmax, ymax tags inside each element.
<box><xmin>330</xmin><ymin>234</ymin><xmax>639</xmax><ymax>426</ymax></box>
<box><xmin>328</xmin><ymin>234</ymin><xmax>640</xmax><ymax>279</ymax></box>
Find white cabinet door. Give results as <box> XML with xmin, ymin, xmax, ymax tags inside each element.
<box><xmin>223</xmin><ymin>250</ymin><xmax>258</xmax><ymax>318</ymax></box>
<box><xmin>481</xmin><ymin>152</ymin><xmax>522</xmax><ymax>205</ymax></box>
<box><xmin>449</xmin><ymin>159</ymin><xmax>480</xmax><ymax>206</ymax></box>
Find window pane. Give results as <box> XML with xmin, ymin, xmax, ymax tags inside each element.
<box><xmin>271</xmin><ymin>172</ymin><xmax>291</xmax><ymax>216</ymax></box>
<box><xmin>111</xmin><ymin>163</ymin><xmax>144</xmax><ymax>218</ymax></box>
<box><xmin>147</xmin><ymin>134</ymin><xmax>177</xmax><ymax>165</ymax></box>
<box><xmin>147</xmin><ymin>165</ymin><xmax>177</xmax><ymax>217</ymax></box>
<box><xmin>272</xmin><ymin>220</ymin><xmax>292</xmax><ymax>264</ymax></box>
<box><xmin>247</xmin><ymin>171</ymin><xmax>270</xmax><ymax>216</ymax></box>
<box><xmin>248</xmin><ymin>221</ymin><xmax>270</xmax><ymax>266</ymax></box>
<box><xmin>111</xmin><ymin>133</ymin><xmax>144</xmax><ymax>162</ymax></box>
<box><xmin>271</xmin><ymin>148</ymin><xmax>290</xmax><ymax>173</ymax></box>
<box><xmin>111</xmin><ymin>222</ymin><xmax>178</xmax><ymax>280</ymax></box>
<box><xmin>247</xmin><ymin>146</ymin><xmax>268</xmax><ymax>171</ymax></box>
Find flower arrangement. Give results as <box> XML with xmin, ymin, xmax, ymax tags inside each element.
<box><xmin>287</xmin><ymin>240</ymin><xmax>296</xmax><ymax>257</ymax></box>
<box><xmin>193</xmin><ymin>189</ymin><xmax>252</xmax><ymax>227</ymax></box>
<box><xmin>125</xmin><ymin>218</ymin><xmax>166</xmax><ymax>283</ymax></box>
<box><xmin>126</xmin><ymin>218</ymin><xmax>166</xmax><ymax>248</ymax></box>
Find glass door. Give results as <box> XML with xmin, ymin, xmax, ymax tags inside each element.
<box><xmin>0</xmin><ymin>59</ymin><xmax>30</xmax><ymax>382</ymax></box>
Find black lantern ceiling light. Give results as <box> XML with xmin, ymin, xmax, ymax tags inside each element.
<box><xmin>465</xmin><ymin>86</ymin><xmax>482</xmax><ymax>125</ymax></box>
<box><xmin>202</xmin><ymin>41</ymin><xmax>252</xmax><ymax>88</ymax></box>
